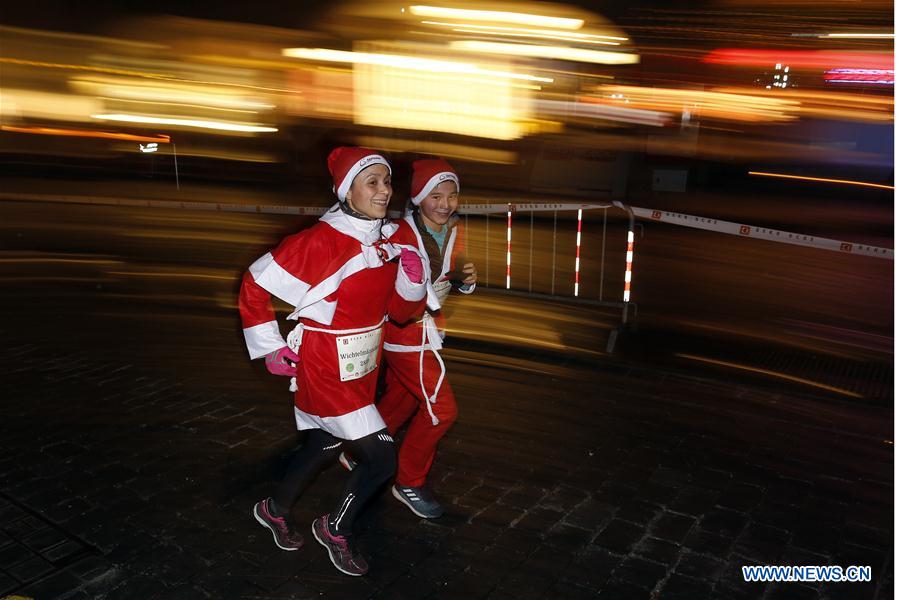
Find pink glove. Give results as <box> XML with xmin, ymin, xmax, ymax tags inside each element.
<box><xmin>265</xmin><ymin>346</ymin><xmax>299</xmax><ymax>377</ymax></box>
<box><xmin>399</xmin><ymin>247</ymin><xmax>424</xmax><ymax>284</ymax></box>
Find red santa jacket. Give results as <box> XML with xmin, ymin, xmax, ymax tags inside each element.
<box><xmin>239</xmin><ymin>205</ymin><xmax>425</xmax><ymax>440</ymax></box>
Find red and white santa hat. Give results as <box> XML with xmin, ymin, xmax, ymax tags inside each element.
<box><xmin>327</xmin><ymin>146</ymin><xmax>391</xmax><ymax>200</ymax></box>
<box><xmin>410</xmin><ymin>158</ymin><xmax>460</xmax><ymax>206</ymax></box>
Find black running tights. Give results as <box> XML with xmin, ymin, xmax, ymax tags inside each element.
<box><xmin>273</xmin><ymin>428</ymin><xmax>396</xmax><ymax>535</ymax></box>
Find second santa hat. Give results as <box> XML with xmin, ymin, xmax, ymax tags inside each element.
<box><xmin>327</xmin><ymin>146</ymin><xmax>391</xmax><ymax>200</ymax></box>
<box><xmin>410</xmin><ymin>158</ymin><xmax>460</xmax><ymax>206</ymax></box>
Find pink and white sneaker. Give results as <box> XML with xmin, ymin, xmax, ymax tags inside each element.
<box><xmin>252</xmin><ymin>498</ymin><xmax>304</xmax><ymax>551</ymax></box>
<box><xmin>311</xmin><ymin>514</ymin><xmax>369</xmax><ymax>576</ymax></box>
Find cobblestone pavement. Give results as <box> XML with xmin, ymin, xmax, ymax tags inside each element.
<box><xmin>0</xmin><ymin>326</ymin><xmax>891</xmax><ymax>600</ymax></box>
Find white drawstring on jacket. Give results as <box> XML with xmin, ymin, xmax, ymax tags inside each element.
<box><xmin>417</xmin><ymin>313</ymin><xmax>446</xmax><ymax>426</ymax></box>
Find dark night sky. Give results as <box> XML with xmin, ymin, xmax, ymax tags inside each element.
<box><xmin>5</xmin><ymin>1</ymin><xmax>889</xmax><ymax>55</ymax></box>
<box><xmin>2</xmin><ymin>0</ymin><xmax>665</xmax><ymax>34</ymax></box>
<box><xmin>3</xmin><ymin>0</ymin><xmax>330</xmax><ymax>33</ymax></box>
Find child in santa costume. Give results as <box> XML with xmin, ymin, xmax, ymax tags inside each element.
<box><xmin>239</xmin><ymin>147</ymin><xmax>426</xmax><ymax>576</ymax></box>
<box><xmin>342</xmin><ymin>157</ymin><xmax>477</xmax><ymax>519</ymax></box>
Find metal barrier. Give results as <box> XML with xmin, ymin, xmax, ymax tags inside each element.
<box><xmin>457</xmin><ymin>201</ymin><xmax>636</xmax><ymax>327</ymax></box>
<box><xmin>5</xmin><ymin>190</ymin><xmax>891</xmax><ymax>357</ymax></box>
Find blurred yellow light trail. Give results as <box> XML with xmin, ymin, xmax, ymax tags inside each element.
<box><xmin>450</xmin><ymin>27</ymin><xmax>619</xmax><ymax>45</ymax></box>
<box><xmin>408</xmin><ymin>6</ymin><xmax>584</xmax><ymax>30</ymax></box>
<box><xmin>748</xmin><ymin>172</ymin><xmax>894</xmax><ymax>190</ymax></box>
<box><xmin>282</xmin><ymin>47</ymin><xmax>553</xmax><ymax>82</ymax></box>
<box><xmin>1</xmin><ymin>125</ymin><xmax>170</xmax><ymax>143</ymax></box>
<box><xmin>824</xmin><ymin>33</ymin><xmax>894</xmax><ymax>38</ymax></box>
<box><xmin>451</xmin><ymin>41</ymin><xmax>639</xmax><ymax>64</ymax></box>
<box><xmin>0</xmin><ymin>57</ymin><xmax>292</xmax><ymax>93</ymax></box>
<box><xmin>675</xmin><ymin>354</ymin><xmax>864</xmax><ymax>398</ymax></box>
<box><xmin>421</xmin><ymin>20</ymin><xmax>626</xmax><ymax>44</ymax></box>
<box><xmin>91</xmin><ymin>114</ymin><xmax>277</xmax><ymax>133</ymax></box>
<box><xmin>595</xmin><ymin>85</ymin><xmax>795</xmax><ymax>121</ymax></box>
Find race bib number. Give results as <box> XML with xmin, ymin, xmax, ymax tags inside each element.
<box><xmin>336</xmin><ymin>328</ymin><xmax>382</xmax><ymax>382</ymax></box>
<box><xmin>433</xmin><ymin>278</ymin><xmax>452</xmax><ymax>304</ymax></box>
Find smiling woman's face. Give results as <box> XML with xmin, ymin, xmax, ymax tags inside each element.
<box><xmin>418</xmin><ymin>180</ymin><xmax>459</xmax><ymax>231</ymax></box>
<box><xmin>346</xmin><ymin>164</ymin><xmax>392</xmax><ymax>219</ymax></box>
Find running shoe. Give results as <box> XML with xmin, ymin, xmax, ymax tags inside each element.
<box><xmin>391</xmin><ymin>484</ymin><xmax>444</xmax><ymax>519</ymax></box>
<box><xmin>252</xmin><ymin>498</ymin><xmax>304</xmax><ymax>550</ymax></box>
<box><xmin>338</xmin><ymin>452</ymin><xmax>357</xmax><ymax>472</ymax></box>
<box><xmin>311</xmin><ymin>514</ymin><xmax>369</xmax><ymax>576</ymax></box>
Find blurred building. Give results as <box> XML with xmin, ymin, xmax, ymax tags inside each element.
<box><xmin>0</xmin><ymin>0</ymin><xmax>892</xmax><ymax>196</ymax></box>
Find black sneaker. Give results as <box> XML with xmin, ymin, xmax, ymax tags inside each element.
<box><xmin>391</xmin><ymin>484</ymin><xmax>444</xmax><ymax>519</ymax></box>
<box><xmin>252</xmin><ymin>498</ymin><xmax>304</xmax><ymax>550</ymax></box>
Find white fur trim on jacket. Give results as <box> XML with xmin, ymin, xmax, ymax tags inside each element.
<box><xmin>334</xmin><ymin>156</ymin><xmax>391</xmax><ymax>201</ymax></box>
<box><xmin>249</xmin><ymin>252</ymin><xmax>311</xmax><ymax>307</ymax></box>
<box><xmin>243</xmin><ymin>320</ymin><xmax>286</xmax><ymax>359</ymax></box>
<box><xmin>294</xmin><ymin>404</ymin><xmax>386</xmax><ymax>440</ymax></box>
<box><xmin>394</xmin><ymin>253</ymin><xmax>427</xmax><ymax>301</ymax></box>
<box><xmin>410</xmin><ymin>172</ymin><xmax>460</xmax><ymax>205</ymax></box>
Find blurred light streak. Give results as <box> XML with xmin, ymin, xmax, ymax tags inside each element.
<box><xmin>594</xmin><ymin>85</ymin><xmax>797</xmax><ymax>122</ymax></box>
<box><xmin>282</xmin><ymin>47</ymin><xmax>552</xmax><ymax>82</ymax></box>
<box><xmin>408</xmin><ymin>6</ymin><xmax>584</xmax><ymax>30</ymax></box>
<box><xmin>824</xmin><ymin>69</ymin><xmax>893</xmax><ymax>85</ymax></box>
<box><xmin>130</xmin><ymin>145</ymin><xmax>278</xmax><ymax>163</ymax></box>
<box><xmin>450</xmin><ymin>27</ymin><xmax>618</xmax><ymax>45</ymax></box>
<box><xmin>703</xmin><ymin>49</ymin><xmax>893</xmax><ymax>71</ymax></box>
<box><xmin>823</xmin><ymin>33</ymin><xmax>894</xmax><ymax>39</ymax></box>
<box><xmin>353</xmin><ymin>72</ymin><xmax>528</xmax><ymax>139</ymax></box>
<box><xmin>450</xmin><ymin>41</ymin><xmax>639</xmax><ymax>65</ymax></box>
<box><xmin>354</xmin><ymin>136</ymin><xmax>518</xmax><ymax>164</ymax></box>
<box><xmin>675</xmin><ymin>354</ymin><xmax>864</xmax><ymax>399</ymax></box>
<box><xmin>748</xmin><ymin>172</ymin><xmax>894</xmax><ymax>190</ymax></box>
<box><xmin>100</xmin><ymin>97</ymin><xmax>261</xmax><ymax>115</ymax></box>
<box><xmin>345</xmin><ymin>41</ymin><xmax>539</xmax><ymax>140</ymax></box>
<box><xmin>0</xmin><ymin>57</ymin><xmax>291</xmax><ymax>93</ymax></box>
<box><xmin>540</xmin><ymin>99</ymin><xmax>669</xmax><ymax>126</ymax></box>
<box><xmin>1</xmin><ymin>89</ymin><xmax>102</xmax><ymax>122</ymax></box>
<box><xmin>714</xmin><ymin>86</ymin><xmax>893</xmax><ymax>122</ymax></box>
<box><xmin>421</xmin><ymin>21</ymin><xmax>626</xmax><ymax>44</ymax></box>
<box><xmin>71</xmin><ymin>77</ymin><xmax>275</xmax><ymax>110</ymax></box>
<box><xmin>590</xmin><ymin>85</ymin><xmax>893</xmax><ymax>124</ymax></box>
<box><xmin>91</xmin><ymin>114</ymin><xmax>277</xmax><ymax>133</ymax></box>
<box><xmin>0</xmin><ymin>125</ymin><xmax>170</xmax><ymax>143</ymax></box>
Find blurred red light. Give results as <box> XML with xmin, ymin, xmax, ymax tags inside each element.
<box><xmin>703</xmin><ymin>49</ymin><xmax>893</xmax><ymax>71</ymax></box>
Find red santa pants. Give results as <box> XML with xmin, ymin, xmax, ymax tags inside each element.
<box><xmin>378</xmin><ymin>349</ymin><xmax>458</xmax><ymax>487</ymax></box>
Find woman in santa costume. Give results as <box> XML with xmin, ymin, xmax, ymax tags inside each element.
<box><xmin>342</xmin><ymin>157</ymin><xmax>476</xmax><ymax>519</ymax></box>
<box><xmin>239</xmin><ymin>147</ymin><xmax>426</xmax><ymax>576</ymax></box>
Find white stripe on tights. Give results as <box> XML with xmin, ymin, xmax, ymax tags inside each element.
<box><xmin>333</xmin><ymin>493</ymin><xmax>355</xmax><ymax>530</ymax></box>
